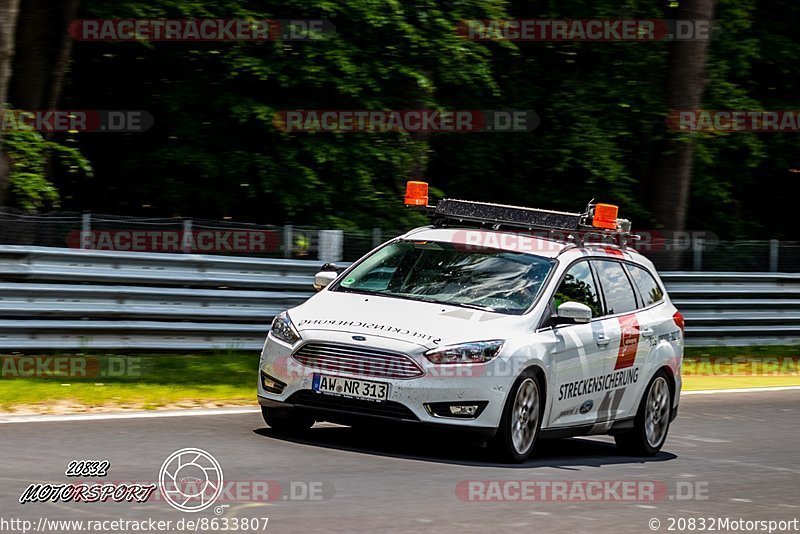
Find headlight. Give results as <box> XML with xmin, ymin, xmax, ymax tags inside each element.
<box><xmin>424</xmin><ymin>340</ymin><xmax>504</xmax><ymax>364</ymax></box>
<box><xmin>270</xmin><ymin>312</ymin><xmax>301</xmax><ymax>344</ymax></box>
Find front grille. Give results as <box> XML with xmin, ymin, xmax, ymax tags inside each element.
<box><xmin>289</xmin><ymin>390</ymin><xmax>419</xmax><ymax>421</ymax></box>
<box><xmin>292</xmin><ymin>342</ymin><xmax>424</xmax><ymax>379</ymax></box>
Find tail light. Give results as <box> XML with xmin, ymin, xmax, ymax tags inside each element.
<box><xmin>673</xmin><ymin>311</ymin><xmax>685</xmax><ymax>334</ymax></box>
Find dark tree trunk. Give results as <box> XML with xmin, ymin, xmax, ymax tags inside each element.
<box><xmin>0</xmin><ymin>0</ymin><xmax>21</xmax><ymax>206</ymax></box>
<box><xmin>649</xmin><ymin>0</ymin><xmax>716</xmax><ymax>264</ymax></box>
<box><xmin>8</xmin><ymin>0</ymin><xmax>79</xmax><ymax>110</ymax></box>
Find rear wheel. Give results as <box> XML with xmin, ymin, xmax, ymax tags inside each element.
<box><xmin>261</xmin><ymin>406</ymin><xmax>315</xmax><ymax>434</ymax></box>
<box><xmin>492</xmin><ymin>371</ymin><xmax>543</xmax><ymax>463</ymax></box>
<box><xmin>615</xmin><ymin>370</ymin><xmax>672</xmax><ymax>456</ymax></box>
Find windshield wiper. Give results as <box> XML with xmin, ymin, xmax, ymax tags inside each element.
<box><xmin>404</xmin><ymin>295</ymin><xmax>496</xmax><ymax>312</ymax></box>
<box><xmin>456</xmin><ymin>302</ymin><xmax>496</xmax><ymax>312</ymax></box>
<box><xmin>338</xmin><ymin>288</ymin><xmax>497</xmax><ymax>313</ymax></box>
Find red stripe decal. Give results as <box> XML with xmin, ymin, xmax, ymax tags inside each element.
<box><xmin>614</xmin><ymin>314</ymin><xmax>640</xmax><ymax>370</ymax></box>
<box><xmin>603</xmin><ymin>247</ymin><xmax>624</xmax><ymax>257</ymax></box>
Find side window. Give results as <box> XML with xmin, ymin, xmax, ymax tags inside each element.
<box><xmin>593</xmin><ymin>260</ymin><xmax>637</xmax><ymax>315</ymax></box>
<box><xmin>553</xmin><ymin>261</ymin><xmax>602</xmax><ymax>318</ymax></box>
<box><xmin>627</xmin><ymin>264</ymin><xmax>664</xmax><ymax>306</ymax></box>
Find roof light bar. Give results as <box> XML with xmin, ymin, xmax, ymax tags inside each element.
<box><xmin>403</xmin><ymin>181</ymin><xmax>639</xmax><ymax>244</ymax></box>
<box><xmin>434</xmin><ymin>199</ymin><xmax>582</xmax><ymax>231</ymax></box>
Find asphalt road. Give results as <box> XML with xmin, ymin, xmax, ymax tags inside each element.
<box><xmin>1</xmin><ymin>390</ymin><xmax>799</xmax><ymax>533</ymax></box>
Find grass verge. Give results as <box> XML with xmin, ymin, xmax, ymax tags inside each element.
<box><xmin>0</xmin><ymin>352</ymin><xmax>256</xmax><ymax>413</ymax></box>
<box><xmin>682</xmin><ymin>346</ymin><xmax>799</xmax><ymax>391</ymax></box>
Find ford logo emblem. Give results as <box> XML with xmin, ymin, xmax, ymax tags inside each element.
<box><xmin>579</xmin><ymin>400</ymin><xmax>594</xmax><ymax>414</ymax></box>
<box><xmin>352</xmin><ymin>335</ymin><xmax>367</xmax><ymax>341</ymax></box>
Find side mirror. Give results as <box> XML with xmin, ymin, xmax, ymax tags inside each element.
<box><xmin>320</xmin><ymin>262</ymin><xmax>343</xmax><ymax>273</ymax></box>
<box><xmin>313</xmin><ymin>263</ymin><xmax>342</xmax><ymax>291</ymax></box>
<box><xmin>554</xmin><ymin>301</ymin><xmax>592</xmax><ymax>325</ymax></box>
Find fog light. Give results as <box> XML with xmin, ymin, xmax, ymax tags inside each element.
<box><xmin>261</xmin><ymin>371</ymin><xmax>286</xmax><ymax>394</ymax></box>
<box><xmin>450</xmin><ymin>405</ymin><xmax>479</xmax><ymax>416</ymax></box>
<box><xmin>425</xmin><ymin>401</ymin><xmax>488</xmax><ymax>419</ymax></box>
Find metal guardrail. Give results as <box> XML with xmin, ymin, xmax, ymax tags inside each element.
<box><xmin>0</xmin><ymin>245</ymin><xmax>797</xmax><ymax>350</ymax></box>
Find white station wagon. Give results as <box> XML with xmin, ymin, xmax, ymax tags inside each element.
<box><xmin>258</xmin><ymin>182</ymin><xmax>683</xmax><ymax>462</ymax></box>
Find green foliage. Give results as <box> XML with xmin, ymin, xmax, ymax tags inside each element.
<box><xmin>45</xmin><ymin>0</ymin><xmax>798</xmax><ymax>238</ymax></box>
<box><xmin>1</xmin><ymin>128</ymin><xmax>91</xmax><ymax>211</ymax></box>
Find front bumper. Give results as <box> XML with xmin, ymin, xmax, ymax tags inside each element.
<box><xmin>257</xmin><ymin>331</ymin><xmax>511</xmax><ymax>432</ymax></box>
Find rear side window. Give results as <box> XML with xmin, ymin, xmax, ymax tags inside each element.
<box><xmin>627</xmin><ymin>264</ymin><xmax>664</xmax><ymax>306</ymax></box>
<box><xmin>593</xmin><ymin>260</ymin><xmax>637</xmax><ymax>315</ymax></box>
<box><xmin>553</xmin><ymin>261</ymin><xmax>603</xmax><ymax>318</ymax></box>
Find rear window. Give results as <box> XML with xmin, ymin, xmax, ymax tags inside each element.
<box><xmin>593</xmin><ymin>260</ymin><xmax>637</xmax><ymax>315</ymax></box>
<box><xmin>627</xmin><ymin>264</ymin><xmax>664</xmax><ymax>306</ymax></box>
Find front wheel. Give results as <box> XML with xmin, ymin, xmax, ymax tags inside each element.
<box><xmin>492</xmin><ymin>371</ymin><xmax>543</xmax><ymax>463</ymax></box>
<box><xmin>261</xmin><ymin>406</ymin><xmax>315</xmax><ymax>435</ymax></box>
<box><xmin>615</xmin><ymin>370</ymin><xmax>672</xmax><ymax>456</ymax></box>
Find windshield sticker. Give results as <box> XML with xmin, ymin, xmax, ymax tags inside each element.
<box><xmin>341</xmin><ymin>277</ymin><xmax>355</xmax><ymax>286</ymax></box>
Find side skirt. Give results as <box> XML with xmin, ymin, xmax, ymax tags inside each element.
<box><xmin>540</xmin><ymin>417</ymin><xmax>635</xmax><ymax>440</ymax></box>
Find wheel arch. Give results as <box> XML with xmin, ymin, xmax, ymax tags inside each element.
<box><xmin>658</xmin><ymin>364</ymin><xmax>677</xmax><ymax>413</ymax></box>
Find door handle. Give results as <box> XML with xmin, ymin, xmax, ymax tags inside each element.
<box><xmin>641</xmin><ymin>327</ymin><xmax>655</xmax><ymax>338</ymax></box>
<box><xmin>596</xmin><ymin>334</ymin><xmax>611</xmax><ymax>346</ymax></box>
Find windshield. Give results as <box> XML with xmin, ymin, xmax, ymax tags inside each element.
<box><xmin>331</xmin><ymin>239</ymin><xmax>555</xmax><ymax>315</ymax></box>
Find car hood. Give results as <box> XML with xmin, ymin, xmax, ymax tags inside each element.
<box><xmin>289</xmin><ymin>290</ymin><xmax>528</xmax><ymax>350</ymax></box>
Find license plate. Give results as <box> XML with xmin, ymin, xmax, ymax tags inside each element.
<box><xmin>312</xmin><ymin>374</ymin><xmax>390</xmax><ymax>402</ymax></box>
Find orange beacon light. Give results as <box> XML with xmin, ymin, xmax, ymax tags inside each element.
<box><xmin>405</xmin><ymin>181</ymin><xmax>429</xmax><ymax>206</ymax></box>
<box><xmin>592</xmin><ymin>203</ymin><xmax>619</xmax><ymax>230</ymax></box>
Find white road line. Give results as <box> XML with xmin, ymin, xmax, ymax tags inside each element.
<box><xmin>682</xmin><ymin>385</ymin><xmax>800</xmax><ymax>395</ymax></box>
<box><xmin>0</xmin><ymin>407</ymin><xmax>260</xmax><ymax>424</ymax></box>
<box><xmin>2</xmin><ymin>385</ymin><xmax>800</xmax><ymax>424</ymax></box>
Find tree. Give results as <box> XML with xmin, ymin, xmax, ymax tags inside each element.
<box><xmin>8</xmin><ymin>0</ymin><xmax>81</xmax><ymax>110</ymax></box>
<box><xmin>0</xmin><ymin>0</ymin><xmax>21</xmax><ymax>206</ymax></box>
<box><xmin>649</xmin><ymin>0</ymin><xmax>716</xmax><ymax>238</ymax></box>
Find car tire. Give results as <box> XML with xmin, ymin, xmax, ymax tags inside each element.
<box><xmin>492</xmin><ymin>370</ymin><xmax>543</xmax><ymax>463</ymax></box>
<box><xmin>614</xmin><ymin>370</ymin><xmax>672</xmax><ymax>456</ymax></box>
<box><xmin>261</xmin><ymin>406</ymin><xmax>315</xmax><ymax>434</ymax></box>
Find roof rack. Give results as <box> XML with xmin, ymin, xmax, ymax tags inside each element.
<box><xmin>404</xmin><ymin>181</ymin><xmax>640</xmax><ymax>248</ymax></box>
